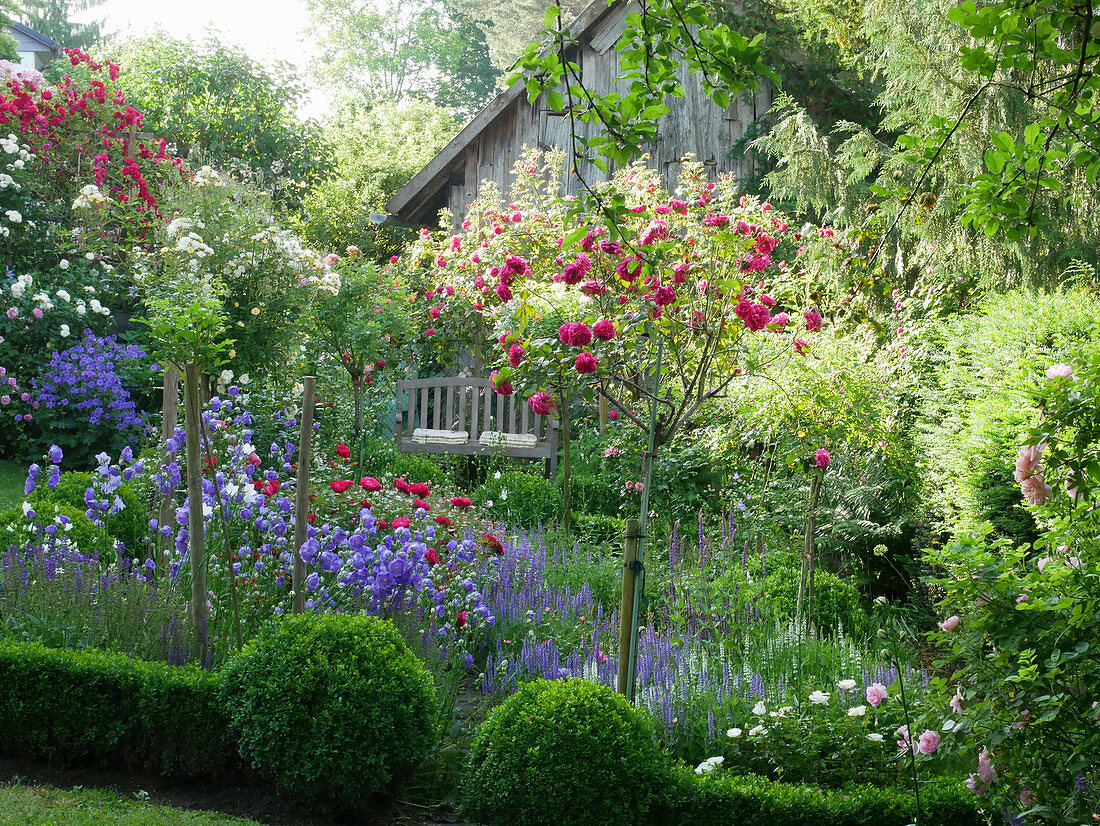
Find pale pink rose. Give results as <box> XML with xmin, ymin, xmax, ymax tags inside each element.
<box><xmin>1020</xmin><ymin>788</ymin><xmax>1037</xmax><ymax>807</ymax></box>
<box><xmin>865</xmin><ymin>682</ymin><xmax>887</xmax><ymax>707</ymax></box>
<box><xmin>1037</xmin><ymin>557</ymin><xmax>1053</xmax><ymax>572</ymax></box>
<box><xmin>966</xmin><ymin>774</ymin><xmax>987</xmax><ymax>796</ymax></box>
<box><xmin>1045</xmin><ymin>363</ymin><xmax>1073</xmax><ymax>379</ymax></box>
<box><xmin>917</xmin><ymin>730</ymin><xmax>940</xmax><ymax>754</ymax></box>
<box><xmin>1014</xmin><ymin>443</ymin><xmax>1044</xmax><ymax>483</ymax></box>
<box><xmin>950</xmin><ymin>686</ymin><xmax>964</xmax><ymax>714</ymax></box>
<box><xmin>977</xmin><ymin>747</ymin><xmax>996</xmax><ymax>784</ymax></box>
<box><xmin>1020</xmin><ymin>474</ymin><xmax>1052</xmax><ymax>505</ymax></box>
<box><xmin>939</xmin><ymin>615</ymin><xmax>960</xmax><ymax>632</ymax></box>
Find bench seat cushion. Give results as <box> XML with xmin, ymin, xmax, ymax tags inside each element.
<box><xmin>478</xmin><ymin>431</ymin><xmax>538</xmax><ymax>449</ymax></box>
<box><xmin>412</xmin><ymin>428</ymin><xmax>470</xmax><ymax>445</ymax></box>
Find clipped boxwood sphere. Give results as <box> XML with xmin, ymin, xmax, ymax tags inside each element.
<box><xmin>463</xmin><ymin>679</ymin><xmax>669</xmax><ymax>826</ymax></box>
<box><xmin>220</xmin><ymin>613</ymin><xmax>436</xmax><ymax>808</ymax></box>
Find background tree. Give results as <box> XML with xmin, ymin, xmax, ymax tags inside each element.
<box><xmin>755</xmin><ymin>0</ymin><xmax>1100</xmax><ymax>300</ymax></box>
<box><xmin>307</xmin><ymin>0</ymin><xmax>499</xmax><ymax>118</ymax></box>
<box><xmin>21</xmin><ymin>0</ymin><xmax>105</xmax><ymax>50</ymax></box>
<box><xmin>295</xmin><ymin>99</ymin><xmax>459</xmax><ymax>257</ymax></box>
<box><xmin>108</xmin><ymin>34</ymin><xmax>331</xmax><ymax>214</ymax></box>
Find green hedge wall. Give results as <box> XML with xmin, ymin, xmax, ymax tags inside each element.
<box><xmin>0</xmin><ymin>640</ymin><xmax>240</xmax><ymax>778</ymax></box>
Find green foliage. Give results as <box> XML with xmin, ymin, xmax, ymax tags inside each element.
<box><xmin>220</xmin><ymin>613</ymin><xmax>437</xmax><ymax>808</ymax></box>
<box><xmin>757</xmin><ymin>569</ymin><xmax>866</xmax><ymax>636</ymax></box>
<box><xmin>0</xmin><ymin>501</ymin><xmax>112</xmax><ymax>559</ymax></box>
<box><xmin>913</xmin><ymin>288</ymin><xmax>1100</xmax><ymax>542</ymax></box>
<box><xmin>0</xmin><ymin>640</ymin><xmax>237</xmax><ymax>777</ymax></box>
<box><xmin>925</xmin><ymin>337</ymin><xmax>1100</xmax><ymax>821</ymax></box>
<box><xmin>37</xmin><ymin>471</ymin><xmax>150</xmax><ymax>555</ymax></box>
<box><xmin>570</xmin><ymin>511</ymin><xmax>625</xmax><ymax>548</ymax></box>
<box><xmin>383</xmin><ymin>449</ymin><xmax>450</xmax><ymax>487</ymax></box>
<box><xmin>109</xmin><ymin>34</ymin><xmax>330</xmax><ymax>213</ymax></box>
<box><xmin>462</xmin><ymin>679</ymin><xmax>669</xmax><ymax>826</ymax></box>
<box><xmin>306</xmin><ymin>0</ymin><xmax>499</xmax><ymax>117</ymax></box>
<box><xmin>758</xmin><ymin>1</ymin><xmax>1100</xmax><ymax>291</ymax></box>
<box><xmin>295</xmin><ymin>99</ymin><xmax>457</xmax><ymax>258</ymax></box>
<box><xmin>475</xmin><ymin>468</ymin><xmax>562</xmax><ymax>527</ymax></box>
<box><xmin>655</xmin><ymin>768</ymin><xmax>980</xmax><ymax>826</ymax></box>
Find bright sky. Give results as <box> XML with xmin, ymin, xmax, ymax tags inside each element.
<box><xmin>71</xmin><ymin>0</ymin><xmax>334</xmax><ymax>119</ymax></box>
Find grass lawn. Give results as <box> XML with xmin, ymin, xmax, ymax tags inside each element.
<box><xmin>0</xmin><ymin>460</ymin><xmax>24</xmax><ymax>513</ymax></box>
<box><xmin>0</xmin><ymin>783</ymin><xmax>265</xmax><ymax>825</ymax></box>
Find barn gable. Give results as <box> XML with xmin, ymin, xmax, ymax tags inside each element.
<box><xmin>385</xmin><ymin>0</ymin><xmax>772</xmax><ymax>226</ymax></box>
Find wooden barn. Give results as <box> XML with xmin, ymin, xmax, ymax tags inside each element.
<box><xmin>385</xmin><ymin>0</ymin><xmax>773</xmax><ymax>226</ymax></box>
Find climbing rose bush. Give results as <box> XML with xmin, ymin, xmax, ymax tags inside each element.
<box><xmin>925</xmin><ymin>342</ymin><xmax>1100</xmax><ymax>823</ymax></box>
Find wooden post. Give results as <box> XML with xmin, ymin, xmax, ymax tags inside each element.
<box><xmin>292</xmin><ymin>376</ymin><xmax>316</xmax><ymax>614</ymax></box>
<box><xmin>598</xmin><ymin>380</ymin><xmax>610</xmax><ymax>430</ymax></box>
<box><xmin>616</xmin><ymin>518</ymin><xmax>641</xmax><ymax>697</ymax></box>
<box><xmin>183</xmin><ymin>364</ymin><xmax>208</xmax><ymax>664</ymax></box>
<box><xmin>796</xmin><ymin>471</ymin><xmax>823</xmax><ymax>629</ymax></box>
<box><xmin>157</xmin><ymin>364</ymin><xmax>179</xmax><ymax>583</ymax></box>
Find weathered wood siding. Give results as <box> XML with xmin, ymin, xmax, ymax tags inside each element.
<box><xmin>390</xmin><ymin>0</ymin><xmax>772</xmax><ymax>225</ymax></box>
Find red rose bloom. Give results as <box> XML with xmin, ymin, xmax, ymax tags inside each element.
<box><xmin>575</xmin><ymin>352</ymin><xmax>598</xmax><ymax>374</ymax></box>
<box><xmin>592</xmin><ymin>319</ymin><xmax>615</xmax><ymax>341</ymax></box>
<box><xmin>413</xmin><ymin>498</ymin><xmax>430</xmax><ymax>511</ymax></box>
<box><xmin>434</xmin><ymin>515</ymin><xmax>452</xmax><ymax>527</ymax></box>
<box><xmin>426</xmin><ymin>547</ymin><xmax>439</xmax><ymax>565</ymax></box>
<box><xmin>330</xmin><ymin>480</ymin><xmax>353</xmax><ymax>493</ymax></box>
<box><xmin>481</xmin><ymin>533</ymin><xmax>504</xmax><ymax>555</ymax></box>
<box><xmin>456</xmin><ymin>611</ymin><xmax>468</xmax><ymax>629</ymax></box>
<box><xmin>335</xmin><ymin>444</ymin><xmax>351</xmax><ymax>459</ymax></box>
<box><xmin>450</xmin><ymin>497</ymin><xmax>473</xmax><ymax>509</ymax></box>
<box><xmin>393</xmin><ymin>478</ymin><xmax>411</xmax><ymax>493</ymax></box>
<box><xmin>360</xmin><ymin>477</ymin><xmax>382</xmax><ymax>491</ymax></box>
<box><xmin>392</xmin><ymin>517</ymin><xmax>412</xmax><ymax>529</ymax></box>
<box><xmin>409</xmin><ymin>482</ymin><xmax>431</xmax><ymax>497</ymax></box>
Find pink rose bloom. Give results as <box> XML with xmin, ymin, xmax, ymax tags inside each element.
<box><xmin>508</xmin><ymin>344</ymin><xmax>525</xmax><ymax>366</ymax></box>
<box><xmin>1014</xmin><ymin>443</ymin><xmax>1044</xmax><ymax>483</ymax></box>
<box><xmin>575</xmin><ymin>352</ymin><xmax>598</xmax><ymax>374</ymax></box>
<box><xmin>966</xmin><ymin>775</ymin><xmax>987</xmax><ymax>796</ymax></box>
<box><xmin>32</xmin><ymin>307</ymin><xmax>43</xmax><ymax>319</ymax></box>
<box><xmin>769</xmin><ymin>312</ymin><xmax>790</xmax><ymax>330</ymax></box>
<box><xmin>917</xmin><ymin>730</ymin><xmax>940</xmax><ymax>754</ymax></box>
<box><xmin>1020</xmin><ymin>474</ymin><xmax>1052</xmax><ymax>505</ymax></box>
<box><xmin>743</xmin><ymin>303</ymin><xmax>771</xmax><ymax>332</ymax></box>
<box><xmin>5</xmin><ymin>308</ymin><xmax>15</xmax><ymax>319</ymax></box>
<box><xmin>804</xmin><ymin>308</ymin><xmax>823</xmax><ymax>331</ymax></box>
<box><xmin>592</xmin><ymin>319</ymin><xmax>615</xmax><ymax>341</ymax></box>
<box><xmin>895</xmin><ymin>725</ymin><xmax>912</xmax><ymax>751</ymax></box>
<box><xmin>570</xmin><ymin>323</ymin><xmax>593</xmax><ymax>347</ymax></box>
<box><xmin>865</xmin><ymin>682</ymin><xmax>887</xmax><ymax>707</ymax></box>
<box><xmin>495</xmin><ymin>283</ymin><xmax>513</xmax><ymax>302</ymax></box>
<box><xmin>490</xmin><ymin>370</ymin><xmax>513</xmax><ymax>395</ymax></box>
<box><xmin>1045</xmin><ymin>363</ymin><xmax>1073</xmax><ymax>379</ymax></box>
<box><xmin>794</xmin><ymin>338</ymin><xmax>809</xmax><ymax>356</ymax></box>
<box><xmin>939</xmin><ymin>615</ymin><xmax>960</xmax><ymax>632</ymax></box>
<box><xmin>1020</xmin><ymin>788</ymin><xmax>1037</xmax><ymax>807</ymax></box>
<box><xmin>814</xmin><ymin>448</ymin><xmax>831</xmax><ymax>469</ymax></box>
<box><xmin>528</xmin><ymin>391</ymin><xmax>553</xmax><ymax>415</ymax></box>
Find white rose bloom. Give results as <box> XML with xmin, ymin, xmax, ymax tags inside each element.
<box><xmin>847</xmin><ymin>705</ymin><xmax>867</xmax><ymax>717</ymax></box>
<box><xmin>748</xmin><ymin>725</ymin><xmax>768</xmax><ymax>736</ymax></box>
<box><xmin>726</xmin><ymin>728</ymin><xmax>742</xmax><ymax>738</ymax></box>
<box><xmin>752</xmin><ymin>701</ymin><xmax>766</xmax><ymax>716</ymax></box>
<box><xmin>809</xmin><ymin>690</ymin><xmax>831</xmax><ymax>705</ymax></box>
<box><xmin>5</xmin><ymin>209</ymin><xmax>21</xmax><ymax>223</ymax></box>
<box><xmin>837</xmin><ymin>679</ymin><xmax>857</xmax><ymax>691</ymax></box>
<box><xmin>84</xmin><ymin>252</ymin><xmax>95</xmax><ymax>260</ymax></box>
<box><xmin>59</xmin><ymin>324</ymin><xmax>70</xmax><ymax>337</ymax></box>
<box><xmin>59</xmin><ymin>259</ymin><xmax>69</xmax><ymax>270</ymax></box>
<box><xmin>867</xmin><ymin>733</ymin><xmax>884</xmax><ymax>742</ymax></box>
<box><xmin>55</xmin><ymin>289</ymin><xmax>70</xmax><ymax>302</ymax></box>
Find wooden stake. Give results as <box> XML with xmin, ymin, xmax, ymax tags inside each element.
<box><xmin>183</xmin><ymin>364</ymin><xmax>208</xmax><ymax>665</ymax></box>
<box><xmin>292</xmin><ymin>376</ymin><xmax>316</xmax><ymax>614</ymax></box>
<box><xmin>616</xmin><ymin>518</ymin><xmax>641</xmax><ymax>696</ymax></box>
<box><xmin>157</xmin><ymin>364</ymin><xmax>179</xmax><ymax>583</ymax></box>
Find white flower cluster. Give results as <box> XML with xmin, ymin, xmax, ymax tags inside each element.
<box><xmin>9</xmin><ymin>273</ymin><xmax>33</xmax><ymax>298</ymax></box>
<box><xmin>0</xmin><ymin>173</ymin><xmax>20</xmax><ymax>191</ymax></box>
<box><xmin>695</xmin><ymin>755</ymin><xmax>724</xmax><ymax>775</ymax></box>
<box><xmin>173</xmin><ymin>232</ymin><xmax>215</xmax><ymax>260</ymax></box>
<box><xmin>72</xmin><ymin>184</ymin><xmax>107</xmax><ymax>210</ymax></box>
<box><xmin>193</xmin><ymin>165</ymin><xmax>225</xmax><ymax>188</ymax></box>
<box><xmin>165</xmin><ymin>216</ymin><xmax>205</xmax><ymax>240</ymax></box>
<box><xmin>0</xmin><ymin>133</ymin><xmax>33</xmax><ymax>163</ymax></box>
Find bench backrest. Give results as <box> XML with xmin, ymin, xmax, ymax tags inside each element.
<box><xmin>395</xmin><ymin>377</ymin><xmax>555</xmax><ymax>444</ymax></box>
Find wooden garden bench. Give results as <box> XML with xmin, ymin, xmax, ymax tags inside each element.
<box><xmin>395</xmin><ymin>377</ymin><xmax>559</xmax><ymax>478</ymax></box>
